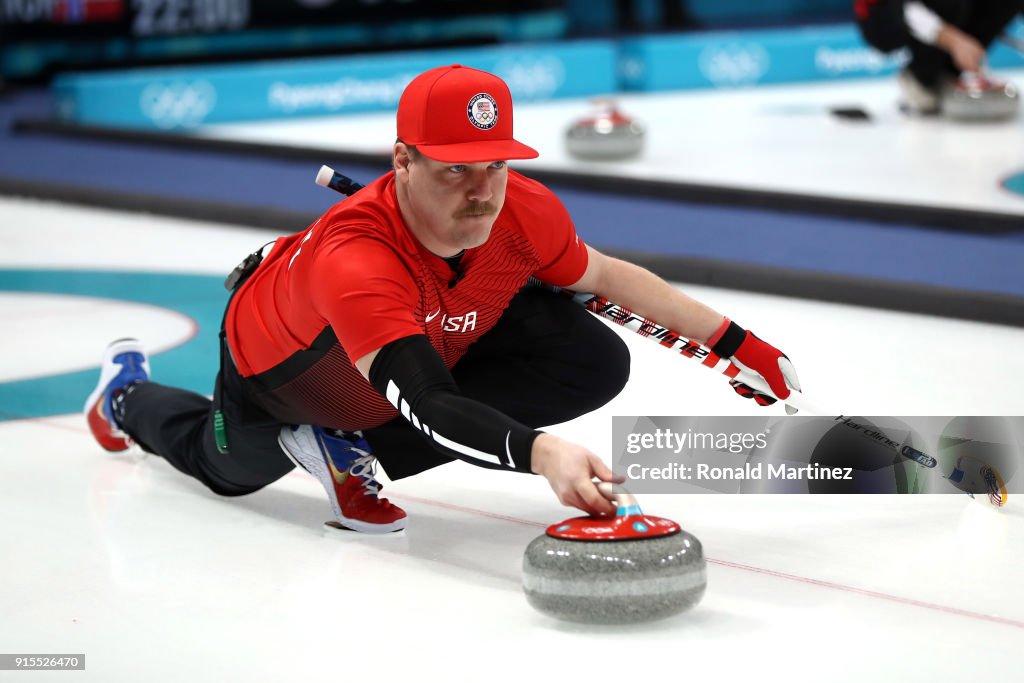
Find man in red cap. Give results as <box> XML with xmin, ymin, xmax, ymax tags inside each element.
<box><xmin>84</xmin><ymin>65</ymin><xmax>800</xmax><ymax>533</ymax></box>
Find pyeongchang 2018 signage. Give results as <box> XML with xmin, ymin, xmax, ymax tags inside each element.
<box><xmin>266</xmin><ymin>75</ymin><xmax>415</xmax><ymax>114</ymax></box>
<box><xmin>53</xmin><ymin>41</ymin><xmax>614</xmax><ymax>129</ymax></box>
<box><xmin>621</xmin><ymin>24</ymin><xmax>951</xmax><ymax>91</ymax></box>
<box><xmin>265</xmin><ymin>54</ymin><xmax>570</xmax><ymax>116</ymax></box>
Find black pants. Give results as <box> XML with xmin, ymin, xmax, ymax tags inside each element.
<box><xmin>120</xmin><ymin>288</ymin><xmax>631</xmax><ymax>495</ymax></box>
<box><xmin>857</xmin><ymin>0</ymin><xmax>1022</xmax><ymax>87</ymax></box>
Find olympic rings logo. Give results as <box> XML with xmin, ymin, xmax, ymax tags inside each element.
<box><xmin>493</xmin><ymin>56</ymin><xmax>565</xmax><ymax>100</ymax></box>
<box><xmin>139</xmin><ymin>80</ymin><xmax>217</xmax><ymax>129</ymax></box>
<box><xmin>698</xmin><ymin>43</ymin><xmax>771</xmax><ymax>86</ymax></box>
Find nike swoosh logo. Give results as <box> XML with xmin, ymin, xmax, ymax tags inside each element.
<box><xmin>319</xmin><ymin>432</ymin><xmax>349</xmax><ymax>485</ymax></box>
<box><xmin>425</xmin><ymin>308</ymin><xmax>441</xmax><ymax>323</ymax></box>
<box><xmin>326</xmin><ymin>456</ymin><xmax>349</xmax><ymax>485</ymax></box>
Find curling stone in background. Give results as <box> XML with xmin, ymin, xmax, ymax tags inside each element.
<box><xmin>942</xmin><ymin>73</ymin><xmax>1019</xmax><ymax>122</ymax></box>
<box><xmin>522</xmin><ymin>484</ymin><xmax>705</xmax><ymax>624</ymax></box>
<box><xmin>947</xmin><ymin>454</ymin><xmax>1009</xmax><ymax>507</ymax></box>
<box><xmin>938</xmin><ymin>416</ymin><xmax>1018</xmax><ymax>508</ymax></box>
<box><xmin>565</xmin><ymin>99</ymin><xmax>645</xmax><ymax>161</ymax></box>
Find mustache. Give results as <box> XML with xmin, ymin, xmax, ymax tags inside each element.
<box><xmin>454</xmin><ymin>202</ymin><xmax>498</xmax><ymax>218</ymax></box>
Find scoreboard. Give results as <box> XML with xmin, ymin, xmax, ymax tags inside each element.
<box><xmin>1</xmin><ymin>0</ymin><xmax>566</xmax><ymax>80</ymax></box>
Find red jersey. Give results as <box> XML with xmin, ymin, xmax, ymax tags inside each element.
<box><xmin>225</xmin><ymin>169</ymin><xmax>589</xmax><ymax>430</ymax></box>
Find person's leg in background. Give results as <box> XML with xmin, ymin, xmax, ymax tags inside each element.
<box><xmin>960</xmin><ymin>0</ymin><xmax>1024</xmax><ymax>54</ymax></box>
<box><xmin>856</xmin><ymin>0</ymin><xmax>966</xmax><ymax>112</ymax></box>
<box><xmin>907</xmin><ymin>0</ymin><xmax>967</xmax><ymax>88</ymax></box>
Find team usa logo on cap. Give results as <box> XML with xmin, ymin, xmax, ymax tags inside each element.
<box><xmin>467</xmin><ymin>93</ymin><xmax>499</xmax><ymax>130</ymax></box>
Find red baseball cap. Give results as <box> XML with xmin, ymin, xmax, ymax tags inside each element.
<box><xmin>397</xmin><ymin>64</ymin><xmax>539</xmax><ymax>163</ymax></box>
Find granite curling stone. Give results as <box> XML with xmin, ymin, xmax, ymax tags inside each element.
<box><xmin>565</xmin><ymin>100</ymin><xmax>645</xmax><ymax>161</ymax></box>
<box><xmin>939</xmin><ymin>416</ymin><xmax>1015</xmax><ymax>508</ymax></box>
<box><xmin>942</xmin><ymin>75</ymin><xmax>1019</xmax><ymax>122</ymax></box>
<box><xmin>522</xmin><ymin>485</ymin><xmax>706</xmax><ymax>623</ymax></box>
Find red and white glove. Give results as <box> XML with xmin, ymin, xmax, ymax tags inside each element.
<box><xmin>708</xmin><ymin>318</ymin><xmax>802</xmax><ymax>413</ymax></box>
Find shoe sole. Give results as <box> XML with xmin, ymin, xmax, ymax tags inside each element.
<box><xmin>278</xmin><ymin>429</ymin><xmax>407</xmax><ymax>534</ymax></box>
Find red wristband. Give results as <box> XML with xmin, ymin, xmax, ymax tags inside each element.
<box><xmin>705</xmin><ymin>317</ymin><xmax>731</xmax><ymax>348</ymax></box>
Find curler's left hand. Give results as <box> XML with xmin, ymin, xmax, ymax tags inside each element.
<box><xmin>710</xmin><ymin>320</ymin><xmax>802</xmax><ymax>413</ymax></box>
